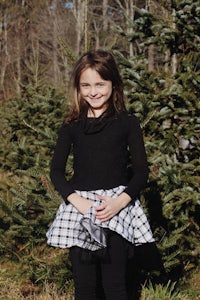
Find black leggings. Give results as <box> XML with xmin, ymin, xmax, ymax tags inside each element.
<box><xmin>69</xmin><ymin>232</ymin><xmax>130</xmax><ymax>300</ymax></box>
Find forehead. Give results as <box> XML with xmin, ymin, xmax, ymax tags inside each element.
<box><xmin>80</xmin><ymin>68</ymin><xmax>105</xmax><ymax>82</ymax></box>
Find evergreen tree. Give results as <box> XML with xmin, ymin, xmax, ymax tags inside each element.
<box><xmin>0</xmin><ymin>83</ymin><xmax>76</xmax><ymax>287</ymax></box>
<box><xmin>0</xmin><ymin>0</ymin><xmax>199</xmax><ymax>292</ymax></box>
<box><xmin>115</xmin><ymin>0</ymin><xmax>200</xmax><ymax>279</ymax></box>
<box><xmin>0</xmin><ymin>85</ymin><xmax>69</xmax><ymax>260</ymax></box>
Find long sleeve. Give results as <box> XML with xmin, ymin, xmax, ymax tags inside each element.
<box><xmin>50</xmin><ymin>124</ymin><xmax>75</xmax><ymax>202</ymax></box>
<box><xmin>124</xmin><ymin>115</ymin><xmax>149</xmax><ymax>200</ymax></box>
<box><xmin>50</xmin><ymin>113</ymin><xmax>149</xmax><ymax>202</ymax></box>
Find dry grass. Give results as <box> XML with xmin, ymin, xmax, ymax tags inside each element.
<box><xmin>0</xmin><ymin>260</ymin><xmax>199</xmax><ymax>300</ymax></box>
<box><xmin>0</xmin><ymin>277</ymin><xmax>74</xmax><ymax>300</ymax></box>
<box><xmin>183</xmin><ymin>268</ymin><xmax>200</xmax><ymax>300</ymax></box>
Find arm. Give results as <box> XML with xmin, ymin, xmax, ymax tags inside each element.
<box><xmin>68</xmin><ymin>192</ymin><xmax>93</xmax><ymax>214</ymax></box>
<box><xmin>124</xmin><ymin>114</ymin><xmax>149</xmax><ymax>199</ymax></box>
<box><xmin>95</xmin><ymin>114</ymin><xmax>148</xmax><ymax>222</ymax></box>
<box><xmin>50</xmin><ymin>124</ymin><xmax>75</xmax><ymax>203</ymax></box>
<box><xmin>50</xmin><ymin>124</ymin><xmax>93</xmax><ymax>212</ymax></box>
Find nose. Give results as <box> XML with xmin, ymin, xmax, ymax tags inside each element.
<box><xmin>90</xmin><ymin>86</ymin><xmax>98</xmax><ymax>97</ymax></box>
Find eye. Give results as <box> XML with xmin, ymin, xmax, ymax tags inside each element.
<box><xmin>97</xmin><ymin>82</ymin><xmax>105</xmax><ymax>87</ymax></box>
<box><xmin>80</xmin><ymin>83</ymin><xmax>89</xmax><ymax>87</ymax></box>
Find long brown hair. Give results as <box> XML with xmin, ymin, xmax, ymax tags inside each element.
<box><xmin>65</xmin><ymin>50</ymin><xmax>126</xmax><ymax>122</ymax></box>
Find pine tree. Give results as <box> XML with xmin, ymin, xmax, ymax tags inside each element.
<box><xmin>0</xmin><ymin>83</ymin><xmax>76</xmax><ymax>287</ymax></box>
<box><xmin>0</xmin><ymin>85</ymin><xmax>69</xmax><ymax>255</ymax></box>
<box><xmin>0</xmin><ymin>0</ymin><xmax>199</xmax><ymax>291</ymax></box>
<box><xmin>115</xmin><ymin>0</ymin><xmax>200</xmax><ymax>279</ymax></box>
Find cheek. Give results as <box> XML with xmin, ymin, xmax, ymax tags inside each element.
<box><xmin>106</xmin><ymin>88</ymin><xmax>113</xmax><ymax>97</ymax></box>
<box><xmin>79</xmin><ymin>88</ymin><xmax>87</xmax><ymax>97</ymax></box>
<box><xmin>106</xmin><ymin>84</ymin><xmax>113</xmax><ymax>96</ymax></box>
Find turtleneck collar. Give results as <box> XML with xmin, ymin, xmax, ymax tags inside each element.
<box><xmin>83</xmin><ymin>108</ymin><xmax>117</xmax><ymax>134</ymax></box>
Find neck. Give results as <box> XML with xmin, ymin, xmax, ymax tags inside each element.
<box><xmin>87</xmin><ymin>108</ymin><xmax>106</xmax><ymax>118</ymax></box>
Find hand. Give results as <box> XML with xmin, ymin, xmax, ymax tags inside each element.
<box><xmin>67</xmin><ymin>192</ymin><xmax>93</xmax><ymax>214</ymax></box>
<box><xmin>95</xmin><ymin>195</ymin><xmax>123</xmax><ymax>222</ymax></box>
<box><xmin>77</xmin><ymin>198</ymin><xmax>94</xmax><ymax>214</ymax></box>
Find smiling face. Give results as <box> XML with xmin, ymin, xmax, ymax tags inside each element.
<box><xmin>79</xmin><ymin>68</ymin><xmax>113</xmax><ymax>117</ymax></box>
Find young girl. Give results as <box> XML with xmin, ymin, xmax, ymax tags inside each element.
<box><xmin>46</xmin><ymin>50</ymin><xmax>155</xmax><ymax>300</ymax></box>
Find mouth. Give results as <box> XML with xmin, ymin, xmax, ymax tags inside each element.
<box><xmin>89</xmin><ymin>97</ymin><xmax>102</xmax><ymax>101</ymax></box>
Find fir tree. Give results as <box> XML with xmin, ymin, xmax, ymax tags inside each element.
<box><xmin>115</xmin><ymin>0</ymin><xmax>200</xmax><ymax>279</ymax></box>
<box><xmin>0</xmin><ymin>85</ymin><xmax>69</xmax><ymax>258</ymax></box>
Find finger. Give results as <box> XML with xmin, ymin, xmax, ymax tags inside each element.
<box><xmin>96</xmin><ymin>209</ymin><xmax>112</xmax><ymax>219</ymax></box>
<box><xmin>98</xmin><ymin>195</ymin><xmax>108</xmax><ymax>201</ymax></box>
<box><xmin>95</xmin><ymin>203</ymin><xmax>106</xmax><ymax>211</ymax></box>
<box><xmin>95</xmin><ymin>209</ymin><xmax>107</xmax><ymax>216</ymax></box>
<box><xmin>95</xmin><ymin>208</ymin><xmax>109</xmax><ymax>216</ymax></box>
<box><xmin>97</xmin><ymin>214</ymin><xmax>112</xmax><ymax>222</ymax></box>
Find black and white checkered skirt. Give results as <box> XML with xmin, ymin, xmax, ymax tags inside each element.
<box><xmin>46</xmin><ymin>185</ymin><xmax>154</xmax><ymax>251</ymax></box>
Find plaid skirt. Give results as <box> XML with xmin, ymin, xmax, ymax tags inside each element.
<box><xmin>46</xmin><ymin>185</ymin><xmax>154</xmax><ymax>251</ymax></box>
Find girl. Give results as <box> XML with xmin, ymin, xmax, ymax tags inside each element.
<box><xmin>46</xmin><ymin>50</ymin><xmax>155</xmax><ymax>300</ymax></box>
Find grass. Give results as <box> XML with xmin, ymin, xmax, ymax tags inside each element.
<box><xmin>140</xmin><ymin>268</ymin><xmax>200</xmax><ymax>300</ymax></box>
<box><xmin>0</xmin><ymin>264</ymin><xmax>199</xmax><ymax>299</ymax></box>
<box><xmin>140</xmin><ymin>281</ymin><xmax>190</xmax><ymax>300</ymax></box>
<box><xmin>0</xmin><ymin>242</ymin><xmax>199</xmax><ymax>300</ymax></box>
<box><xmin>0</xmin><ymin>278</ymin><xmax>74</xmax><ymax>300</ymax></box>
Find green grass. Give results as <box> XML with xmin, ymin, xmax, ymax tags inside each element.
<box><xmin>140</xmin><ymin>281</ymin><xmax>190</xmax><ymax>300</ymax></box>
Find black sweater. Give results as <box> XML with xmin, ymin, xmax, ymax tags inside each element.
<box><xmin>50</xmin><ymin>111</ymin><xmax>149</xmax><ymax>203</ymax></box>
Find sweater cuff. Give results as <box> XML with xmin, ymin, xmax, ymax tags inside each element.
<box><xmin>62</xmin><ymin>188</ymin><xmax>76</xmax><ymax>205</ymax></box>
<box><xmin>123</xmin><ymin>187</ymin><xmax>138</xmax><ymax>202</ymax></box>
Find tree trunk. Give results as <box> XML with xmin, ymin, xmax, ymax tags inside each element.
<box><xmin>74</xmin><ymin>0</ymin><xmax>84</xmax><ymax>55</ymax></box>
<box><xmin>16</xmin><ymin>37</ymin><xmax>21</xmax><ymax>95</ymax></box>
<box><xmin>164</xmin><ymin>49</ymin><xmax>170</xmax><ymax>72</ymax></box>
<box><xmin>84</xmin><ymin>0</ymin><xmax>88</xmax><ymax>51</ymax></box>
<box><xmin>129</xmin><ymin>0</ymin><xmax>134</xmax><ymax>57</ymax></box>
<box><xmin>52</xmin><ymin>0</ymin><xmax>58</xmax><ymax>85</ymax></box>
<box><xmin>0</xmin><ymin>13</ymin><xmax>8</xmax><ymax>97</ymax></box>
<box><xmin>171</xmin><ymin>8</ymin><xmax>177</xmax><ymax>75</ymax></box>
<box><xmin>103</xmin><ymin>0</ymin><xmax>108</xmax><ymax>31</ymax></box>
<box><xmin>148</xmin><ymin>45</ymin><xmax>154</xmax><ymax>71</ymax></box>
<box><xmin>146</xmin><ymin>0</ymin><xmax>154</xmax><ymax>71</ymax></box>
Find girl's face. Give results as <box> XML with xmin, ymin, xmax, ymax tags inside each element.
<box><xmin>79</xmin><ymin>68</ymin><xmax>112</xmax><ymax>117</ymax></box>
